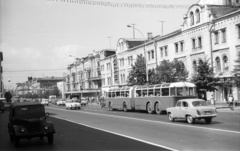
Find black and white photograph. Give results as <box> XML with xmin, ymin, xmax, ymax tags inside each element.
<box><xmin>0</xmin><ymin>0</ymin><xmax>240</xmax><ymax>151</ymax></box>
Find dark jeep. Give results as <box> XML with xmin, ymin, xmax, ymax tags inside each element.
<box><xmin>8</xmin><ymin>102</ymin><xmax>55</xmax><ymax>146</ymax></box>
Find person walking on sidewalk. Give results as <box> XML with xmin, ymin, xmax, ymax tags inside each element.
<box><xmin>228</xmin><ymin>94</ymin><xmax>234</xmax><ymax>110</ymax></box>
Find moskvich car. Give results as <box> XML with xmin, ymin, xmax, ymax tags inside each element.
<box><xmin>8</xmin><ymin>102</ymin><xmax>55</xmax><ymax>146</ymax></box>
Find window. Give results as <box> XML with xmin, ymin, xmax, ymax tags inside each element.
<box><xmin>193</xmin><ymin>60</ymin><xmax>197</xmax><ymax>73</ymax></box>
<box><xmin>223</xmin><ymin>56</ymin><xmax>229</xmax><ymax>71</ymax></box>
<box><xmin>165</xmin><ymin>46</ymin><xmax>168</xmax><ymax>56</ymax></box>
<box><xmin>148</xmin><ymin>51</ymin><xmax>151</xmax><ymax>60</ymax></box>
<box><xmin>151</xmin><ymin>50</ymin><xmax>154</xmax><ymax>59</ymax></box>
<box><xmin>221</xmin><ymin>29</ymin><xmax>226</xmax><ymax>43</ymax></box>
<box><xmin>196</xmin><ymin>9</ymin><xmax>200</xmax><ymax>23</ymax></box>
<box><xmin>175</xmin><ymin>43</ymin><xmax>179</xmax><ymax>53</ymax></box>
<box><xmin>180</xmin><ymin>41</ymin><xmax>184</xmax><ymax>52</ymax></box>
<box><xmin>160</xmin><ymin>47</ymin><xmax>163</xmax><ymax>57</ymax></box>
<box><xmin>190</xmin><ymin>11</ymin><xmax>194</xmax><ymax>26</ymax></box>
<box><xmin>198</xmin><ymin>37</ymin><xmax>202</xmax><ymax>48</ymax></box>
<box><xmin>128</xmin><ymin>56</ymin><xmax>133</xmax><ymax>65</ymax></box>
<box><xmin>107</xmin><ymin>63</ymin><xmax>111</xmax><ymax>71</ymax></box>
<box><xmin>237</xmin><ymin>0</ymin><xmax>239</xmax><ymax>3</ymax></box>
<box><xmin>238</xmin><ymin>25</ymin><xmax>240</xmax><ymax>39</ymax></box>
<box><xmin>183</xmin><ymin>102</ymin><xmax>188</xmax><ymax>107</ymax></box>
<box><xmin>216</xmin><ymin>57</ymin><xmax>221</xmax><ymax>72</ymax></box>
<box><xmin>214</xmin><ymin>31</ymin><xmax>219</xmax><ymax>44</ymax></box>
<box><xmin>192</xmin><ymin>38</ymin><xmax>196</xmax><ymax>49</ymax></box>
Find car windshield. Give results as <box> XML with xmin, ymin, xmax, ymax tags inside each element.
<box><xmin>14</xmin><ymin>105</ymin><xmax>45</xmax><ymax>119</ymax></box>
<box><xmin>192</xmin><ymin>101</ymin><xmax>208</xmax><ymax>107</ymax></box>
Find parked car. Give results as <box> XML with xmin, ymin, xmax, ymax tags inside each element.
<box><xmin>41</xmin><ymin>99</ymin><xmax>49</xmax><ymax>106</ymax></box>
<box><xmin>0</xmin><ymin>98</ymin><xmax>6</xmax><ymax>113</ymax></box>
<box><xmin>56</xmin><ymin>99</ymin><xmax>66</xmax><ymax>106</ymax></box>
<box><xmin>8</xmin><ymin>102</ymin><xmax>55</xmax><ymax>146</ymax></box>
<box><xmin>65</xmin><ymin>100</ymin><xmax>81</xmax><ymax>110</ymax></box>
<box><xmin>166</xmin><ymin>99</ymin><xmax>217</xmax><ymax>124</ymax></box>
<box><xmin>80</xmin><ymin>98</ymin><xmax>87</xmax><ymax>106</ymax></box>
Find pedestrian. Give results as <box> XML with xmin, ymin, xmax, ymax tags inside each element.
<box><xmin>228</xmin><ymin>94</ymin><xmax>234</xmax><ymax>110</ymax></box>
<box><xmin>210</xmin><ymin>94</ymin><xmax>214</xmax><ymax>106</ymax></box>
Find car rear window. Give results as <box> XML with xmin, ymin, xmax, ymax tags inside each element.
<box><xmin>192</xmin><ymin>101</ymin><xmax>207</xmax><ymax>107</ymax></box>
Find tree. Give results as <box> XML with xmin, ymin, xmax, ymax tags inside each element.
<box><xmin>51</xmin><ymin>86</ymin><xmax>61</xmax><ymax>97</ymax></box>
<box><xmin>149</xmin><ymin>59</ymin><xmax>189</xmax><ymax>84</ymax></box>
<box><xmin>191</xmin><ymin>59</ymin><xmax>220</xmax><ymax>99</ymax></box>
<box><xmin>127</xmin><ymin>55</ymin><xmax>147</xmax><ymax>86</ymax></box>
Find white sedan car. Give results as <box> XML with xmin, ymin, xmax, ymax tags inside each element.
<box><xmin>65</xmin><ymin>100</ymin><xmax>81</xmax><ymax>110</ymax></box>
<box><xmin>167</xmin><ymin>99</ymin><xmax>217</xmax><ymax>124</ymax></box>
<box><xmin>56</xmin><ymin>100</ymin><xmax>66</xmax><ymax>106</ymax></box>
<box><xmin>41</xmin><ymin>99</ymin><xmax>49</xmax><ymax>106</ymax></box>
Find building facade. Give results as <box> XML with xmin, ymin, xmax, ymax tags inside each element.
<box><xmin>64</xmin><ymin>0</ymin><xmax>240</xmax><ymax>103</ymax></box>
<box><xmin>65</xmin><ymin>50</ymin><xmax>103</xmax><ymax>99</ymax></box>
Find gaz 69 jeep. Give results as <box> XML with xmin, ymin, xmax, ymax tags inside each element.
<box><xmin>8</xmin><ymin>102</ymin><xmax>55</xmax><ymax>146</ymax></box>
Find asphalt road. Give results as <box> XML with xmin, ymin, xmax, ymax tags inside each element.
<box><xmin>0</xmin><ymin>110</ymin><xmax>168</xmax><ymax>151</ymax></box>
<box><xmin>45</xmin><ymin>105</ymin><xmax>240</xmax><ymax>151</ymax></box>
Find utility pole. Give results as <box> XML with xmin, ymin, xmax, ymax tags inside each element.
<box><xmin>159</xmin><ymin>21</ymin><xmax>165</xmax><ymax>36</ymax></box>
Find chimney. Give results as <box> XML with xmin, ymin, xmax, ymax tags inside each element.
<box><xmin>147</xmin><ymin>32</ymin><xmax>153</xmax><ymax>40</ymax></box>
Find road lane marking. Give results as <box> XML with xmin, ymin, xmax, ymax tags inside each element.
<box><xmin>46</xmin><ymin>106</ymin><xmax>240</xmax><ymax>134</ymax></box>
<box><xmin>54</xmin><ymin>116</ymin><xmax>178</xmax><ymax>151</ymax></box>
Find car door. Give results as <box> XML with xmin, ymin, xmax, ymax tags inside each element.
<box><xmin>180</xmin><ymin>101</ymin><xmax>189</xmax><ymax>118</ymax></box>
<box><xmin>172</xmin><ymin>101</ymin><xmax>182</xmax><ymax>118</ymax></box>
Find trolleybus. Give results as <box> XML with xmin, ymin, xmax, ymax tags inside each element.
<box><xmin>105</xmin><ymin>82</ymin><xmax>196</xmax><ymax>114</ymax></box>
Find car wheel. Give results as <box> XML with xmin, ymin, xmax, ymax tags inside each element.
<box><xmin>48</xmin><ymin>134</ymin><xmax>54</xmax><ymax>144</ymax></box>
<box><xmin>186</xmin><ymin>115</ymin><xmax>194</xmax><ymax>124</ymax></box>
<box><xmin>205</xmin><ymin>118</ymin><xmax>212</xmax><ymax>124</ymax></box>
<box><xmin>168</xmin><ymin>113</ymin><xmax>174</xmax><ymax>122</ymax></box>
<box><xmin>155</xmin><ymin>103</ymin><xmax>161</xmax><ymax>114</ymax></box>
<box><xmin>147</xmin><ymin>103</ymin><xmax>153</xmax><ymax>114</ymax></box>
<box><xmin>109</xmin><ymin>102</ymin><xmax>113</xmax><ymax>111</ymax></box>
<box><xmin>123</xmin><ymin>103</ymin><xmax>127</xmax><ymax>112</ymax></box>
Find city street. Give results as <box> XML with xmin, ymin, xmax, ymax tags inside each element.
<box><xmin>45</xmin><ymin>104</ymin><xmax>240</xmax><ymax>151</ymax></box>
<box><xmin>0</xmin><ymin>110</ymin><xmax>167</xmax><ymax>151</ymax></box>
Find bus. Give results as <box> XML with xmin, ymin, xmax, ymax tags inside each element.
<box><xmin>105</xmin><ymin>82</ymin><xmax>196</xmax><ymax>114</ymax></box>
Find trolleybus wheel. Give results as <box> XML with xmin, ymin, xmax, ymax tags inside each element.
<box><xmin>147</xmin><ymin>103</ymin><xmax>153</xmax><ymax>114</ymax></box>
<box><xmin>155</xmin><ymin>103</ymin><xmax>161</xmax><ymax>114</ymax></box>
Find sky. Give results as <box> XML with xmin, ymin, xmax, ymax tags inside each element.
<box><xmin>0</xmin><ymin>0</ymin><xmax>199</xmax><ymax>90</ymax></box>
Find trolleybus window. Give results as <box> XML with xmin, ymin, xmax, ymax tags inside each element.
<box><xmin>162</xmin><ymin>88</ymin><xmax>169</xmax><ymax>96</ymax></box>
<box><xmin>176</xmin><ymin>87</ymin><xmax>184</xmax><ymax>96</ymax></box>
<box><xmin>116</xmin><ymin>90</ymin><xmax>120</xmax><ymax>97</ymax></box>
<box><xmin>170</xmin><ymin>88</ymin><xmax>175</xmax><ymax>96</ymax></box>
<box><xmin>148</xmin><ymin>88</ymin><xmax>154</xmax><ymax>96</ymax></box>
<box><xmin>155</xmin><ymin>88</ymin><xmax>161</xmax><ymax>96</ymax></box>
<box><xmin>143</xmin><ymin>89</ymin><xmax>147</xmax><ymax>97</ymax></box>
<box><xmin>136</xmin><ymin>89</ymin><xmax>141</xmax><ymax>97</ymax></box>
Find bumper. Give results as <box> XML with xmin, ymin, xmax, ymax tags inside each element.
<box><xmin>195</xmin><ymin>114</ymin><xmax>217</xmax><ymax>118</ymax></box>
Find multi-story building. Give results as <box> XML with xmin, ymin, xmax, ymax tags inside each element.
<box><xmin>0</xmin><ymin>51</ymin><xmax>3</xmax><ymax>97</ymax></box>
<box><xmin>65</xmin><ymin>50</ymin><xmax>103</xmax><ymax>99</ymax></box>
<box><xmin>64</xmin><ymin>0</ymin><xmax>240</xmax><ymax>103</ymax></box>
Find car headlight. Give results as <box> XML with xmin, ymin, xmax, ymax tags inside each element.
<box><xmin>20</xmin><ymin>128</ymin><xmax>26</xmax><ymax>133</ymax></box>
<box><xmin>44</xmin><ymin>126</ymin><xmax>49</xmax><ymax>130</ymax></box>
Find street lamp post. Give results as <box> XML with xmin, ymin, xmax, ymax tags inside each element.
<box><xmin>127</xmin><ymin>25</ymin><xmax>148</xmax><ymax>83</ymax></box>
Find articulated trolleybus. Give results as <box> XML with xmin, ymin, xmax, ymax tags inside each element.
<box><xmin>105</xmin><ymin>82</ymin><xmax>196</xmax><ymax>114</ymax></box>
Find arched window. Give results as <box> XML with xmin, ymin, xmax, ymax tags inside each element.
<box><xmin>196</xmin><ymin>9</ymin><xmax>200</xmax><ymax>23</ymax></box>
<box><xmin>223</xmin><ymin>56</ymin><xmax>229</xmax><ymax>71</ymax></box>
<box><xmin>193</xmin><ymin>60</ymin><xmax>197</xmax><ymax>73</ymax></box>
<box><xmin>190</xmin><ymin>11</ymin><xmax>194</xmax><ymax>26</ymax></box>
<box><xmin>216</xmin><ymin>57</ymin><xmax>221</xmax><ymax>72</ymax></box>
<box><xmin>199</xmin><ymin>59</ymin><xmax>203</xmax><ymax>65</ymax></box>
